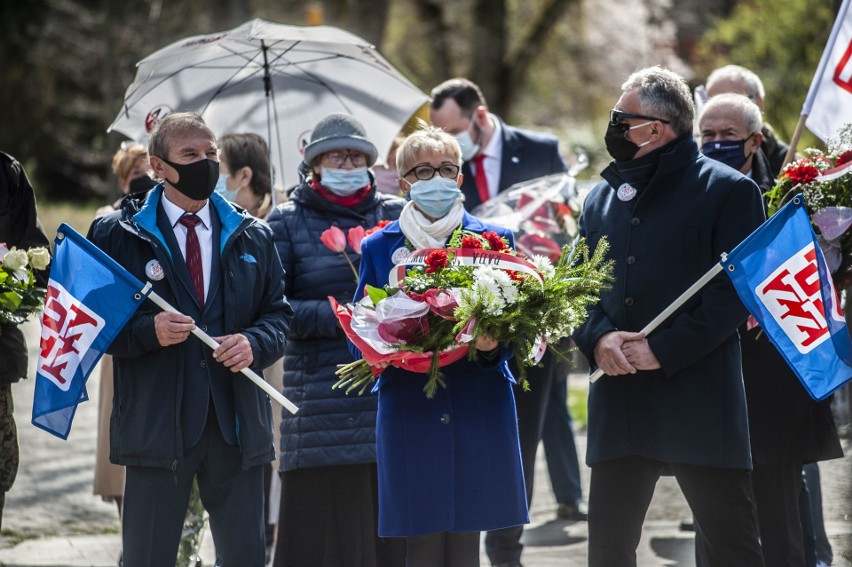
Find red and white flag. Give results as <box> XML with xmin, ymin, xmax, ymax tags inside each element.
<box><xmin>804</xmin><ymin>0</ymin><xmax>852</xmax><ymax>141</ymax></box>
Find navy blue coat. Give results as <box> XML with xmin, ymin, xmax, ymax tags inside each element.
<box><xmin>572</xmin><ymin>137</ymin><xmax>765</xmax><ymax>470</ymax></box>
<box><xmin>267</xmin><ymin>182</ymin><xmax>404</xmax><ymax>471</ymax></box>
<box><xmin>460</xmin><ymin>118</ymin><xmax>567</xmax><ymax>209</ymax></box>
<box><xmin>354</xmin><ymin>213</ymin><xmax>529</xmax><ymax>537</ymax></box>
<box><xmin>88</xmin><ymin>187</ymin><xmax>291</xmax><ymax>470</ymax></box>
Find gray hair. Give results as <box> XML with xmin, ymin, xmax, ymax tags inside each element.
<box><xmin>148</xmin><ymin>112</ymin><xmax>216</xmax><ymax>160</ymax></box>
<box><xmin>706</xmin><ymin>65</ymin><xmax>765</xmax><ymax>102</ymax></box>
<box><xmin>699</xmin><ymin>93</ymin><xmax>763</xmax><ymax>135</ymax></box>
<box><xmin>396</xmin><ymin>124</ymin><xmax>461</xmax><ymax>175</ymax></box>
<box><xmin>622</xmin><ymin>66</ymin><xmax>694</xmax><ymax>136</ymax></box>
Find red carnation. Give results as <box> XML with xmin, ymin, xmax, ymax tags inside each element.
<box><xmin>782</xmin><ymin>159</ymin><xmax>820</xmax><ymax>185</ymax></box>
<box><xmin>837</xmin><ymin>150</ymin><xmax>852</xmax><ymax>167</ymax></box>
<box><xmin>425</xmin><ymin>249</ymin><xmax>449</xmax><ymax>274</ymax></box>
<box><xmin>483</xmin><ymin>231</ymin><xmax>507</xmax><ymax>251</ymax></box>
<box><xmin>507</xmin><ymin>270</ymin><xmax>525</xmax><ymax>282</ymax></box>
<box><xmin>461</xmin><ymin>235</ymin><xmax>483</xmax><ymax>249</ymax></box>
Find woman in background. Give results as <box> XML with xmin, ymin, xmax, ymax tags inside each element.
<box><xmin>217</xmin><ymin>133</ymin><xmax>273</xmax><ymax>218</ymax></box>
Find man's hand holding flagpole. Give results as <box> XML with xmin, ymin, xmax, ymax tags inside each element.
<box><xmin>589</xmin><ymin>196</ymin><xmax>852</xmax><ymax>401</ymax></box>
<box><xmin>144</xmin><ymin>290</ymin><xmax>299</xmax><ymax>415</ymax></box>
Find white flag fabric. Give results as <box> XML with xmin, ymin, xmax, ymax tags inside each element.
<box><xmin>804</xmin><ymin>0</ymin><xmax>852</xmax><ymax>141</ymax></box>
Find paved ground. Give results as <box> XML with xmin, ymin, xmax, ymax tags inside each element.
<box><xmin>1</xmin><ymin>318</ymin><xmax>850</xmax><ymax>566</ymax></box>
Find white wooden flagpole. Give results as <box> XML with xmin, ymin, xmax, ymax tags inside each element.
<box><xmin>146</xmin><ymin>289</ymin><xmax>299</xmax><ymax>414</ymax></box>
<box><xmin>589</xmin><ymin>260</ymin><xmax>726</xmax><ymax>383</ymax></box>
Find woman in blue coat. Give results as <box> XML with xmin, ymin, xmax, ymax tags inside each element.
<box><xmin>353</xmin><ymin>127</ymin><xmax>528</xmax><ymax>566</ymax></box>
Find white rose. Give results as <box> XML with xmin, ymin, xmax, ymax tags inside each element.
<box><xmin>28</xmin><ymin>247</ymin><xmax>51</xmax><ymax>271</ymax></box>
<box><xmin>2</xmin><ymin>248</ymin><xmax>28</xmax><ymax>271</ymax></box>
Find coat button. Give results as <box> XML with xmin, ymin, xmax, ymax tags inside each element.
<box><xmin>440</xmin><ymin>413</ymin><xmax>451</xmax><ymax>425</ymax></box>
<box><xmin>630</xmin><ymin>217</ymin><xmax>640</xmax><ymax>226</ymax></box>
<box><xmin>626</xmin><ymin>256</ymin><xmax>636</xmax><ymax>265</ymax></box>
<box><xmin>200</xmin><ymin>360</ymin><xmax>207</xmax><ymax>368</ymax></box>
<box><xmin>201</xmin><ymin>325</ymin><xmax>207</xmax><ymax>331</ymax></box>
<box><xmin>624</xmin><ymin>297</ymin><xmax>634</xmax><ymax>306</ymax></box>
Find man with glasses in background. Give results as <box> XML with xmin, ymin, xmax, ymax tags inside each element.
<box><xmin>572</xmin><ymin>66</ymin><xmax>766</xmax><ymax>567</ymax></box>
<box><xmin>429</xmin><ymin>78</ymin><xmax>586</xmax><ymax>567</ymax></box>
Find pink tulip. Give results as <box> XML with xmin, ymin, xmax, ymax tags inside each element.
<box><xmin>320</xmin><ymin>226</ymin><xmax>346</xmax><ymax>253</ymax></box>
<box><xmin>347</xmin><ymin>226</ymin><xmax>367</xmax><ymax>254</ymax></box>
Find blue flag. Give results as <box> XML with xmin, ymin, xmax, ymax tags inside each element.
<box><xmin>32</xmin><ymin>224</ymin><xmax>150</xmax><ymax>439</ymax></box>
<box><xmin>722</xmin><ymin>195</ymin><xmax>852</xmax><ymax>400</ymax></box>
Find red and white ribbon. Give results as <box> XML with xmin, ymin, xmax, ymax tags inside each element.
<box><xmin>388</xmin><ymin>247</ymin><xmax>544</xmax><ymax>289</ymax></box>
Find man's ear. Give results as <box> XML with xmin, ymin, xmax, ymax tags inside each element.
<box><xmin>473</xmin><ymin>105</ymin><xmax>489</xmax><ymax>127</ymax></box>
<box><xmin>239</xmin><ymin>166</ymin><xmax>253</xmax><ymax>188</ymax></box>
<box><xmin>457</xmin><ymin>172</ymin><xmax>464</xmax><ymax>188</ymax></box>
<box><xmin>148</xmin><ymin>155</ymin><xmax>167</xmax><ymax>180</ymax></box>
<box><xmin>749</xmin><ymin>131</ymin><xmax>764</xmax><ymax>156</ymax></box>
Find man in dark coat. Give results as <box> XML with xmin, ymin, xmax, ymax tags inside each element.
<box><xmin>88</xmin><ymin>113</ymin><xmax>292</xmax><ymax>567</ymax></box>
<box><xmin>698</xmin><ymin>93</ymin><xmax>844</xmax><ymax>567</ymax></box>
<box><xmin>429</xmin><ymin>78</ymin><xmax>582</xmax><ymax>567</ymax></box>
<box><xmin>0</xmin><ymin>152</ymin><xmax>50</xmax><ymax>530</ymax></box>
<box><xmin>572</xmin><ymin>66</ymin><xmax>766</xmax><ymax>567</ymax></box>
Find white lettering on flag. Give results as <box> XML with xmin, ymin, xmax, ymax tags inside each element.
<box><xmin>756</xmin><ymin>244</ymin><xmax>830</xmax><ymax>354</ymax></box>
<box><xmin>38</xmin><ymin>280</ymin><xmax>106</xmax><ymax>391</ymax></box>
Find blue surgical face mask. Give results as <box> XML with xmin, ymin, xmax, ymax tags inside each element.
<box><xmin>214</xmin><ymin>174</ymin><xmax>238</xmax><ymax>202</ymax></box>
<box><xmin>408</xmin><ymin>176</ymin><xmax>462</xmax><ymax>218</ymax></box>
<box><xmin>701</xmin><ymin>135</ymin><xmax>753</xmax><ymax>172</ymax></box>
<box><xmin>321</xmin><ymin>166</ymin><xmax>370</xmax><ymax>196</ymax></box>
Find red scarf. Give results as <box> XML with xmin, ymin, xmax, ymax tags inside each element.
<box><xmin>310</xmin><ymin>179</ymin><xmax>372</xmax><ymax>207</ymax></box>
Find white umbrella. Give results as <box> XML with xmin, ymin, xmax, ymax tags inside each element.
<box><xmin>108</xmin><ymin>19</ymin><xmax>429</xmax><ymax>198</ymax></box>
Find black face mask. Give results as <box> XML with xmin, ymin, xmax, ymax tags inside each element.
<box><xmin>159</xmin><ymin>157</ymin><xmax>219</xmax><ymax>201</ymax></box>
<box><xmin>604</xmin><ymin>122</ymin><xmax>645</xmax><ymax>162</ymax></box>
<box><xmin>128</xmin><ymin>175</ymin><xmax>158</xmax><ymax>194</ymax></box>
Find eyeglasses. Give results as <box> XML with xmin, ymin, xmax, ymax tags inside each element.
<box><xmin>610</xmin><ymin>109</ymin><xmax>671</xmax><ymax>126</ymax></box>
<box><xmin>403</xmin><ymin>163</ymin><xmax>461</xmax><ymax>181</ymax></box>
<box><xmin>323</xmin><ymin>151</ymin><xmax>367</xmax><ymax>167</ymax></box>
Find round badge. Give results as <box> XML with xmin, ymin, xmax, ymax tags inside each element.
<box><xmin>391</xmin><ymin>247</ymin><xmax>410</xmax><ymax>265</ymax></box>
<box><xmin>617</xmin><ymin>183</ymin><xmax>637</xmax><ymax>202</ymax></box>
<box><xmin>145</xmin><ymin>259</ymin><xmax>165</xmax><ymax>281</ymax></box>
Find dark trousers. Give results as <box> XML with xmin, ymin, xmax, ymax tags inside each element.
<box><xmin>484</xmin><ymin>358</ymin><xmax>555</xmax><ymax>564</ymax></box>
<box><xmin>541</xmin><ymin>376</ymin><xmax>582</xmax><ymax>504</ymax></box>
<box><xmin>589</xmin><ymin>456</ymin><xmax>764</xmax><ymax>567</ymax></box>
<box><xmin>122</xmin><ymin>416</ymin><xmax>266</xmax><ymax>567</ymax></box>
<box><xmin>405</xmin><ymin>531</ymin><xmax>479</xmax><ymax>567</ymax></box>
<box><xmin>696</xmin><ymin>461</ymin><xmax>803</xmax><ymax>567</ymax></box>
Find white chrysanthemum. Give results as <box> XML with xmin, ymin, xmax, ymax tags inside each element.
<box><xmin>531</xmin><ymin>255</ymin><xmax>556</xmax><ymax>280</ymax></box>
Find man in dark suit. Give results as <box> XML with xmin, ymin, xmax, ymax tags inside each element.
<box><xmin>430</xmin><ymin>78</ymin><xmax>581</xmax><ymax>567</ymax></box>
<box><xmin>573</xmin><ymin>66</ymin><xmax>766</xmax><ymax>567</ymax></box>
<box><xmin>88</xmin><ymin>112</ymin><xmax>292</xmax><ymax>567</ymax></box>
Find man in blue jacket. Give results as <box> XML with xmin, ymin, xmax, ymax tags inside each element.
<box><xmin>572</xmin><ymin>67</ymin><xmax>765</xmax><ymax>566</ymax></box>
<box><xmin>88</xmin><ymin>112</ymin><xmax>292</xmax><ymax>567</ymax></box>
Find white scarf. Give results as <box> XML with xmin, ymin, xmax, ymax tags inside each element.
<box><xmin>398</xmin><ymin>200</ymin><xmax>465</xmax><ymax>250</ymax></box>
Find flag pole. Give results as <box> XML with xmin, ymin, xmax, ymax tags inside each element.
<box><xmin>589</xmin><ymin>261</ymin><xmax>725</xmax><ymax>383</ymax></box>
<box><xmin>146</xmin><ymin>290</ymin><xmax>299</xmax><ymax>414</ymax></box>
<box><xmin>782</xmin><ymin>114</ymin><xmax>808</xmax><ymax>168</ymax></box>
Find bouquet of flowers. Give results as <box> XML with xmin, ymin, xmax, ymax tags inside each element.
<box><xmin>330</xmin><ymin>226</ymin><xmax>612</xmax><ymax>397</ymax></box>
<box><xmin>0</xmin><ymin>242</ymin><xmax>50</xmax><ymax>332</ymax></box>
<box><xmin>766</xmin><ymin>124</ymin><xmax>852</xmax><ymax>288</ymax></box>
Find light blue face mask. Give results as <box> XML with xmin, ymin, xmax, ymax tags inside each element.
<box><xmin>214</xmin><ymin>174</ymin><xmax>238</xmax><ymax>202</ymax></box>
<box><xmin>408</xmin><ymin>176</ymin><xmax>462</xmax><ymax>218</ymax></box>
<box><xmin>321</xmin><ymin>167</ymin><xmax>370</xmax><ymax>196</ymax></box>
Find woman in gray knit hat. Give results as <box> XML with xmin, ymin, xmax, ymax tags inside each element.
<box><xmin>267</xmin><ymin>113</ymin><xmax>406</xmax><ymax>566</ymax></box>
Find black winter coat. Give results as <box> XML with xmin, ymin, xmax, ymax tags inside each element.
<box><xmin>0</xmin><ymin>153</ymin><xmax>50</xmax><ymax>384</ymax></box>
<box><xmin>573</xmin><ymin>136</ymin><xmax>765</xmax><ymax>469</ymax></box>
<box><xmin>267</xmin><ymin>181</ymin><xmax>404</xmax><ymax>471</ymax></box>
<box><xmin>88</xmin><ymin>187</ymin><xmax>291</xmax><ymax>470</ymax></box>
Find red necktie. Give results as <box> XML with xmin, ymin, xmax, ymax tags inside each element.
<box><xmin>474</xmin><ymin>153</ymin><xmax>490</xmax><ymax>204</ymax></box>
<box><xmin>179</xmin><ymin>214</ymin><xmax>204</xmax><ymax>310</ymax></box>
